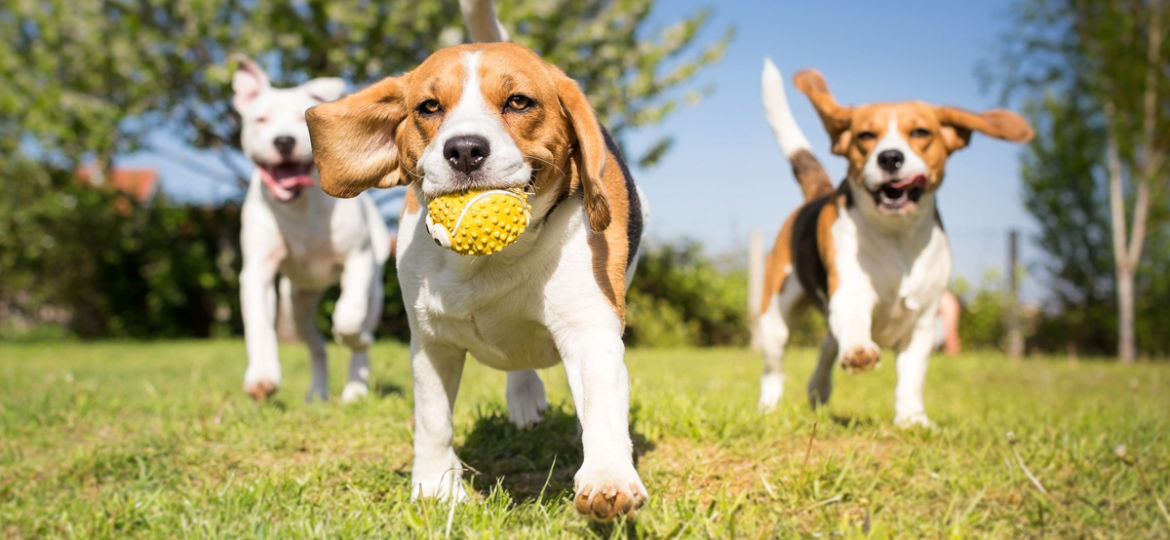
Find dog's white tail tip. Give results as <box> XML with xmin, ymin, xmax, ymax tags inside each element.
<box><xmin>761</xmin><ymin>58</ymin><xmax>811</xmax><ymax>159</ymax></box>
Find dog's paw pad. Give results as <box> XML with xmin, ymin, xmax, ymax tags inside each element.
<box><xmin>573</xmin><ymin>466</ymin><xmax>647</xmax><ymax>521</ymax></box>
<box><xmin>246</xmin><ymin>380</ymin><xmax>278</xmax><ymax>401</ymax></box>
<box><xmin>840</xmin><ymin>346</ymin><xmax>881</xmax><ymax>373</ymax></box>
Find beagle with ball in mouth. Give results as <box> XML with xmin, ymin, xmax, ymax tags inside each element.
<box><xmin>756</xmin><ymin>60</ymin><xmax>1032</xmax><ymax>427</ymax></box>
<box><xmin>306</xmin><ymin>43</ymin><xmax>648</xmax><ymax>520</ymax></box>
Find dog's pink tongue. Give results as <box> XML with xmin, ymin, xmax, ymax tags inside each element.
<box><xmin>276</xmin><ymin>174</ymin><xmax>314</xmax><ymax>189</ymax></box>
<box><xmin>890</xmin><ymin>174</ymin><xmax>927</xmax><ymax>190</ymax></box>
<box><xmin>271</xmin><ymin>163</ymin><xmax>315</xmax><ymax>188</ymax></box>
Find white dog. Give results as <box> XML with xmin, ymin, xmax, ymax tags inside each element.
<box><xmin>233</xmin><ymin>57</ymin><xmax>391</xmax><ymax>403</ymax></box>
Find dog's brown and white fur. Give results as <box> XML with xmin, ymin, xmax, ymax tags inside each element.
<box><xmin>756</xmin><ymin>60</ymin><xmax>1032</xmax><ymax>426</ymax></box>
<box><xmin>305</xmin><ymin>42</ymin><xmax>648</xmax><ymax>520</ymax></box>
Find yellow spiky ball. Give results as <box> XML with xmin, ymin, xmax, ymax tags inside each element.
<box><xmin>425</xmin><ymin>188</ymin><xmax>531</xmax><ymax>255</ymax></box>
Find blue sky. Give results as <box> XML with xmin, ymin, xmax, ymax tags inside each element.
<box><xmin>126</xmin><ymin>0</ymin><xmax>1038</xmax><ymax>296</ymax></box>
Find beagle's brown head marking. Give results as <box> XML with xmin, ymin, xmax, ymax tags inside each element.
<box><xmin>793</xmin><ymin>69</ymin><xmax>1034</xmax><ymax>216</ymax></box>
<box><xmin>306</xmin><ymin>42</ymin><xmax>613</xmax><ymax>232</ymax></box>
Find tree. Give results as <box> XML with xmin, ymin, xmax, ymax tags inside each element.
<box><xmin>0</xmin><ymin>0</ymin><xmax>730</xmax><ymax>338</ymax></box>
<box><xmin>3</xmin><ymin>0</ymin><xmax>730</xmax><ymax>184</ymax></box>
<box><xmin>990</xmin><ymin>0</ymin><xmax>1169</xmax><ymax>361</ymax></box>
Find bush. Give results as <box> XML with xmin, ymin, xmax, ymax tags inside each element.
<box><xmin>625</xmin><ymin>240</ymin><xmax>749</xmax><ymax>347</ymax></box>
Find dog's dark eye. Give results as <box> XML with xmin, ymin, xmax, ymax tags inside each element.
<box><xmin>856</xmin><ymin>131</ymin><xmax>877</xmax><ymax>142</ymax></box>
<box><xmin>910</xmin><ymin>128</ymin><xmax>932</xmax><ymax>138</ymax></box>
<box><xmin>505</xmin><ymin>94</ymin><xmax>534</xmax><ymax>112</ymax></box>
<box><xmin>255</xmin><ymin>116</ymin><xmax>269</xmax><ymax>124</ymax></box>
<box><xmin>417</xmin><ymin>99</ymin><xmax>443</xmax><ymax>116</ymax></box>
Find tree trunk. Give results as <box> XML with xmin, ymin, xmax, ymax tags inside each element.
<box><xmin>1105</xmin><ymin>124</ymin><xmax>1136</xmax><ymax>364</ymax></box>
<box><xmin>1102</xmin><ymin>0</ymin><xmax>1161</xmax><ymax>364</ymax></box>
<box><xmin>1116</xmin><ymin>264</ymin><xmax>1136</xmax><ymax>363</ymax></box>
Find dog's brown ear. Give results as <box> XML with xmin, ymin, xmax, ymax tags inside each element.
<box><xmin>305</xmin><ymin>76</ymin><xmax>408</xmax><ymax>198</ymax></box>
<box><xmin>793</xmin><ymin>69</ymin><xmax>854</xmax><ymax>155</ymax></box>
<box><xmin>555</xmin><ymin>74</ymin><xmax>611</xmax><ymax>232</ymax></box>
<box><xmin>933</xmin><ymin>106</ymin><xmax>1034</xmax><ymax>152</ymax></box>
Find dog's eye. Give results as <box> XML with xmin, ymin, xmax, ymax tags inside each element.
<box><xmin>505</xmin><ymin>94</ymin><xmax>534</xmax><ymax>112</ymax></box>
<box><xmin>417</xmin><ymin>99</ymin><xmax>443</xmax><ymax>116</ymax></box>
<box><xmin>910</xmin><ymin>128</ymin><xmax>932</xmax><ymax>138</ymax></box>
<box><xmin>856</xmin><ymin>131</ymin><xmax>877</xmax><ymax>142</ymax></box>
<box><xmin>255</xmin><ymin>116</ymin><xmax>269</xmax><ymax>124</ymax></box>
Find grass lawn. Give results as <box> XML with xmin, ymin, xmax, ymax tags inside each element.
<box><xmin>1</xmin><ymin>340</ymin><xmax>1168</xmax><ymax>538</ymax></box>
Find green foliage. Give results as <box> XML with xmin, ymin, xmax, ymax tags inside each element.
<box><xmin>952</xmin><ymin>273</ymin><xmax>1011</xmax><ymax>351</ymax></box>
<box><xmin>625</xmin><ymin>240</ymin><xmax>749</xmax><ymax>347</ymax></box>
<box><xmin>1</xmin><ymin>0</ymin><xmax>730</xmax><ymax>178</ymax></box>
<box><xmin>0</xmin><ymin>0</ymin><xmax>731</xmax><ymax>340</ymax></box>
<box><xmin>0</xmin><ymin>165</ymin><xmax>242</xmax><ymax>339</ymax></box>
<box><xmin>3</xmin><ymin>341</ymin><xmax>1169</xmax><ymax>537</ymax></box>
<box><xmin>986</xmin><ymin>0</ymin><xmax>1170</xmax><ymax>356</ymax></box>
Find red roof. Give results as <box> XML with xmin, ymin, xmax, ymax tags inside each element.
<box><xmin>76</xmin><ymin>165</ymin><xmax>159</xmax><ymax>203</ymax></box>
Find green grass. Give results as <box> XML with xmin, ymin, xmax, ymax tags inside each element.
<box><xmin>1</xmin><ymin>340</ymin><xmax>1168</xmax><ymax>538</ymax></box>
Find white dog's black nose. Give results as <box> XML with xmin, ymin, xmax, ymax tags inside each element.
<box><xmin>274</xmin><ymin>136</ymin><xmax>296</xmax><ymax>157</ymax></box>
<box><xmin>877</xmin><ymin>149</ymin><xmax>904</xmax><ymax>173</ymax></box>
<box><xmin>443</xmin><ymin>135</ymin><xmax>490</xmax><ymax>174</ymax></box>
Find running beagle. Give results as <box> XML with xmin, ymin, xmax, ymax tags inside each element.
<box><xmin>756</xmin><ymin>60</ymin><xmax>1032</xmax><ymax>427</ymax></box>
<box><xmin>305</xmin><ymin>43</ymin><xmax>648</xmax><ymax>520</ymax></box>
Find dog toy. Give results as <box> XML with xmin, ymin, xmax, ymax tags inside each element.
<box><xmin>425</xmin><ymin>188</ymin><xmax>531</xmax><ymax>255</ymax></box>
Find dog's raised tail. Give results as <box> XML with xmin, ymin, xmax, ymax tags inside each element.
<box><xmin>761</xmin><ymin>58</ymin><xmax>834</xmax><ymax>201</ymax></box>
<box><xmin>461</xmin><ymin>0</ymin><xmax>510</xmax><ymax>42</ymax></box>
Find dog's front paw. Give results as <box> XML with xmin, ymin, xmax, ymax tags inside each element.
<box><xmin>840</xmin><ymin>344</ymin><xmax>881</xmax><ymax>373</ymax></box>
<box><xmin>895</xmin><ymin>412</ymin><xmax>935</xmax><ymax>429</ymax></box>
<box><xmin>410</xmin><ymin>474</ymin><xmax>470</xmax><ymax>503</ymax></box>
<box><xmin>573</xmin><ymin>461</ymin><xmax>647</xmax><ymax>521</ymax></box>
<box><xmin>244</xmin><ymin>368</ymin><xmax>280</xmax><ymax>401</ymax></box>
<box><xmin>245</xmin><ymin>380</ymin><xmax>278</xmax><ymax>401</ymax></box>
<box><xmin>340</xmin><ymin>381</ymin><xmax>369</xmax><ymax>403</ymax></box>
<box><xmin>332</xmin><ymin>327</ymin><xmax>373</xmax><ymax>350</ymax></box>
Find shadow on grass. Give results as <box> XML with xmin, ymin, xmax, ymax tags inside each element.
<box><xmin>373</xmin><ymin>379</ymin><xmax>405</xmax><ymax>398</ymax></box>
<box><xmin>459</xmin><ymin>404</ymin><xmax>655</xmax><ymax>504</ymax></box>
<box><xmin>829</xmin><ymin>413</ymin><xmax>878</xmax><ymax>429</ymax></box>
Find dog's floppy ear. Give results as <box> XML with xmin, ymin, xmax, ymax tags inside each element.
<box><xmin>933</xmin><ymin>106</ymin><xmax>1034</xmax><ymax>152</ymax></box>
<box><xmin>305</xmin><ymin>76</ymin><xmax>408</xmax><ymax>198</ymax></box>
<box><xmin>555</xmin><ymin>73</ymin><xmax>611</xmax><ymax>232</ymax></box>
<box><xmin>232</xmin><ymin>56</ymin><xmax>270</xmax><ymax>113</ymax></box>
<box><xmin>793</xmin><ymin>69</ymin><xmax>854</xmax><ymax>155</ymax></box>
<box><xmin>301</xmin><ymin>77</ymin><xmax>347</xmax><ymax>103</ymax></box>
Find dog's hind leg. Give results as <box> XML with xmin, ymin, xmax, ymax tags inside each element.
<box><xmin>290</xmin><ymin>286</ymin><xmax>328</xmax><ymax>402</ymax></box>
<box><xmin>808</xmin><ymin>334</ymin><xmax>838</xmax><ymax>409</ymax></box>
<box><xmin>341</xmin><ymin>264</ymin><xmax>384</xmax><ymax>403</ymax></box>
<box><xmin>758</xmin><ymin>276</ymin><xmax>806</xmax><ymax>412</ymax></box>
<box><xmin>506</xmin><ymin>369</ymin><xmax>548</xmax><ymax>429</ymax></box>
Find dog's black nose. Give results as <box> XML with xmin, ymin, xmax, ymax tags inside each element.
<box><xmin>273</xmin><ymin>136</ymin><xmax>296</xmax><ymax>157</ymax></box>
<box><xmin>877</xmin><ymin>149</ymin><xmax>904</xmax><ymax>173</ymax></box>
<box><xmin>443</xmin><ymin>135</ymin><xmax>490</xmax><ymax>175</ymax></box>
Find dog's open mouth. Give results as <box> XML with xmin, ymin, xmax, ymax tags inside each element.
<box><xmin>871</xmin><ymin>174</ymin><xmax>927</xmax><ymax>213</ymax></box>
<box><xmin>258</xmin><ymin>161</ymin><xmax>315</xmax><ymax>202</ymax></box>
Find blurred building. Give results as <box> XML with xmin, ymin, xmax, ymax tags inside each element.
<box><xmin>76</xmin><ymin>164</ymin><xmax>159</xmax><ymax>212</ymax></box>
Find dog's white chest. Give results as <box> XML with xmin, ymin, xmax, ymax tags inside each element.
<box><xmin>839</xmin><ymin>208</ymin><xmax>952</xmax><ymax>349</ymax></box>
<box><xmin>398</xmin><ymin>210</ymin><xmax>568</xmax><ymax>371</ymax></box>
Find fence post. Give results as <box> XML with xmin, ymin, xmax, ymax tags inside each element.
<box><xmin>1005</xmin><ymin>229</ymin><xmax>1024</xmax><ymax>359</ymax></box>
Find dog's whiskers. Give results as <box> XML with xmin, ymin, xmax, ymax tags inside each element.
<box><xmin>523</xmin><ymin>154</ymin><xmax>564</xmax><ymax>177</ymax></box>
